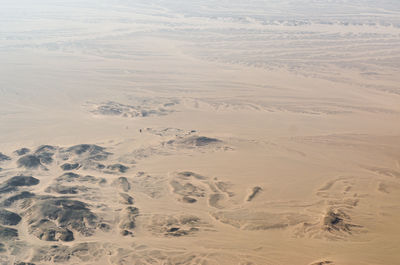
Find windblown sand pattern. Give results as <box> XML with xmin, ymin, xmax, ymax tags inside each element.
<box><xmin>0</xmin><ymin>0</ymin><xmax>399</xmax><ymax>264</ymax></box>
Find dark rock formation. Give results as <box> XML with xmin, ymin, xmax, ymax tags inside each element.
<box><xmin>0</xmin><ymin>175</ymin><xmax>39</xmax><ymax>194</ymax></box>
<box><xmin>119</xmin><ymin>193</ymin><xmax>134</xmax><ymax>205</ymax></box>
<box><xmin>0</xmin><ymin>225</ymin><xmax>18</xmax><ymax>241</ymax></box>
<box><xmin>25</xmin><ymin>197</ymin><xmax>99</xmax><ymax>237</ymax></box>
<box><xmin>64</xmin><ymin>144</ymin><xmax>111</xmax><ymax>161</ymax></box>
<box><xmin>32</xmin><ymin>242</ymin><xmax>101</xmax><ymax>263</ymax></box>
<box><xmin>247</xmin><ymin>186</ymin><xmax>262</xmax><ymax>201</ymax></box>
<box><xmin>323</xmin><ymin>209</ymin><xmax>361</xmax><ymax>234</ymax></box>
<box><xmin>119</xmin><ymin>207</ymin><xmax>139</xmax><ymax>235</ymax></box>
<box><xmin>56</xmin><ymin>173</ymin><xmax>105</xmax><ymax>185</ymax></box>
<box><xmin>29</xmin><ymin>219</ymin><xmax>74</xmax><ymax>242</ymax></box>
<box><xmin>2</xmin><ymin>191</ymin><xmax>36</xmax><ymax>207</ymax></box>
<box><xmin>0</xmin><ymin>153</ymin><xmax>11</xmax><ymax>162</ymax></box>
<box><xmin>14</xmin><ymin>148</ymin><xmax>31</xmax><ymax>156</ymax></box>
<box><xmin>182</xmin><ymin>196</ymin><xmax>197</xmax><ymax>203</ymax></box>
<box><xmin>60</xmin><ymin>163</ymin><xmax>80</xmax><ymax>171</ymax></box>
<box><xmin>113</xmin><ymin>177</ymin><xmax>131</xmax><ymax>192</ymax></box>
<box><xmin>106</xmin><ymin>164</ymin><xmax>129</xmax><ymax>173</ymax></box>
<box><xmin>178</xmin><ymin>136</ymin><xmax>222</xmax><ymax>147</ymax></box>
<box><xmin>17</xmin><ymin>155</ymin><xmax>42</xmax><ymax>169</ymax></box>
<box><xmin>45</xmin><ymin>184</ymin><xmax>88</xmax><ymax>194</ymax></box>
<box><xmin>0</xmin><ymin>209</ymin><xmax>22</xmax><ymax>226</ymax></box>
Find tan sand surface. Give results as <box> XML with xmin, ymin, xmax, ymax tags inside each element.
<box><xmin>0</xmin><ymin>1</ymin><xmax>399</xmax><ymax>264</ymax></box>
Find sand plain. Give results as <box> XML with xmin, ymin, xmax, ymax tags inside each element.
<box><xmin>0</xmin><ymin>0</ymin><xmax>400</xmax><ymax>264</ymax></box>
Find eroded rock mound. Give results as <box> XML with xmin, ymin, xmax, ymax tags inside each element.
<box><xmin>45</xmin><ymin>184</ymin><xmax>88</xmax><ymax>194</ymax></box>
<box><xmin>113</xmin><ymin>177</ymin><xmax>131</xmax><ymax>192</ymax></box>
<box><xmin>58</xmin><ymin>144</ymin><xmax>112</xmax><ymax>171</ymax></box>
<box><xmin>14</xmin><ymin>144</ymin><xmax>114</xmax><ymax>172</ymax></box>
<box><xmin>119</xmin><ymin>193</ymin><xmax>134</xmax><ymax>205</ymax></box>
<box><xmin>60</xmin><ymin>163</ymin><xmax>80</xmax><ymax>171</ymax></box>
<box><xmin>33</xmin><ymin>145</ymin><xmax>56</xmax><ymax>165</ymax></box>
<box><xmin>64</xmin><ymin>144</ymin><xmax>111</xmax><ymax>161</ymax></box>
<box><xmin>0</xmin><ymin>153</ymin><xmax>11</xmax><ymax>162</ymax></box>
<box><xmin>0</xmin><ymin>175</ymin><xmax>39</xmax><ymax>194</ymax></box>
<box><xmin>212</xmin><ymin>209</ymin><xmax>309</xmax><ymax>230</ymax></box>
<box><xmin>170</xmin><ymin>180</ymin><xmax>206</xmax><ymax>199</ymax></box>
<box><xmin>148</xmin><ymin>215</ymin><xmax>203</xmax><ymax>237</ymax></box>
<box><xmin>56</xmin><ymin>172</ymin><xmax>105</xmax><ymax>185</ymax></box>
<box><xmin>177</xmin><ymin>171</ymin><xmax>206</xmax><ymax>180</ymax></box>
<box><xmin>119</xmin><ymin>206</ymin><xmax>139</xmax><ymax>236</ymax></box>
<box><xmin>189</xmin><ymin>136</ymin><xmax>222</xmax><ymax>147</ymax></box>
<box><xmin>2</xmin><ymin>191</ymin><xmax>36</xmax><ymax>207</ymax></box>
<box><xmin>5</xmin><ymin>175</ymin><xmax>39</xmax><ymax>187</ymax></box>
<box><xmin>296</xmin><ymin>208</ymin><xmax>363</xmax><ymax>240</ymax></box>
<box><xmin>15</xmin><ymin>145</ymin><xmax>57</xmax><ymax>169</ymax></box>
<box><xmin>0</xmin><ymin>209</ymin><xmax>21</xmax><ymax>226</ymax></box>
<box><xmin>170</xmin><ymin>172</ymin><xmax>235</xmax><ymax>208</ymax></box>
<box><xmin>88</xmin><ymin>100</ymin><xmax>176</xmax><ymax>118</ymax></box>
<box><xmin>35</xmin><ymin>145</ymin><xmax>57</xmax><ymax>154</ymax></box>
<box><xmin>182</xmin><ymin>196</ymin><xmax>197</xmax><ymax>203</ymax></box>
<box><xmin>25</xmin><ymin>197</ymin><xmax>101</xmax><ymax>239</ymax></box>
<box><xmin>0</xmin><ymin>225</ymin><xmax>18</xmax><ymax>241</ymax></box>
<box><xmin>32</xmin><ymin>242</ymin><xmax>103</xmax><ymax>263</ymax></box>
<box><xmin>169</xmin><ymin>136</ymin><xmax>222</xmax><ymax>148</ymax></box>
<box><xmin>106</xmin><ymin>163</ymin><xmax>129</xmax><ymax>173</ymax></box>
<box><xmin>14</xmin><ymin>148</ymin><xmax>31</xmax><ymax>156</ymax></box>
<box><xmin>29</xmin><ymin>219</ymin><xmax>74</xmax><ymax>242</ymax></box>
<box><xmin>17</xmin><ymin>155</ymin><xmax>42</xmax><ymax>169</ymax></box>
<box><xmin>309</xmin><ymin>261</ymin><xmax>334</xmax><ymax>265</ymax></box>
<box><xmin>247</xmin><ymin>186</ymin><xmax>262</xmax><ymax>201</ymax></box>
<box><xmin>323</xmin><ymin>209</ymin><xmax>359</xmax><ymax>234</ymax></box>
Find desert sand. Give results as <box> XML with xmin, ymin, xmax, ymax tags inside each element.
<box><xmin>0</xmin><ymin>0</ymin><xmax>400</xmax><ymax>264</ymax></box>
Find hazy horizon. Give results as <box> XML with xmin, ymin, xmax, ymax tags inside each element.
<box><xmin>0</xmin><ymin>1</ymin><xmax>399</xmax><ymax>264</ymax></box>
